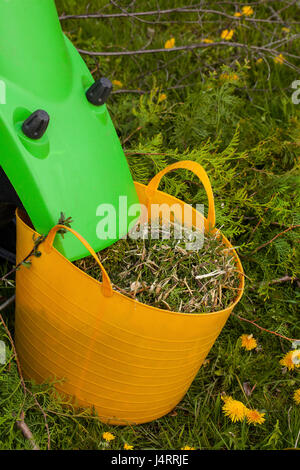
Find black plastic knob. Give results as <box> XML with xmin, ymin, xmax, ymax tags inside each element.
<box><xmin>86</xmin><ymin>77</ymin><xmax>113</xmax><ymax>106</ymax></box>
<box><xmin>22</xmin><ymin>110</ymin><xmax>50</xmax><ymax>140</ymax></box>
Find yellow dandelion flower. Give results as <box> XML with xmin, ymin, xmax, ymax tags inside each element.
<box><xmin>158</xmin><ymin>93</ymin><xmax>167</xmax><ymax>103</ymax></box>
<box><xmin>220</xmin><ymin>73</ymin><xmax>229</xmax><ymax>81</ymax></box>
<box><xmin>246</xmin><ymin>409</ymin><xmax>266</xmax><ymax>425</ymax></box>
<box><xmin>222</xmin><ymin>398</ymin><xmax>247</xmax><ymax>422</ymax></box>
<box><xmin>240</xmin><ymin>334</ymin><xmax>257</xmax><ymax>351</ymax></box>
<box><xmin>282</xmin><ymin>27</ymin><xmax>290</xmax><ymax>33</ymax></box>
<box><xmin>221</xmin><ymin>29</ymin><xmax>235</xmax><ymax>41</ymax></box>
<box><xmin>181</xmin><ymin>446</ymin><xmax>195</xmax><ymax>450</ymax></box>
<box><xmin>220</xmin><ymin>73</ymin><xmax>239</xmax><ymax>82</ymax></box>
<box><xmin>280</xmin><ymin>351</ymin><xmax>300</xmax><ymax>371</ymax></box>
<box><xmin>293</xmin><ymin>389</ymin><xmax>300</xmax><ymax>405</ymax></box>
<box><xmin>124</xmin><ymin>443</ymin><xmax>134</xmax><ymax>450</ymax></box>
<box><xmin>112</xmin><ymin>79</ymin><xmax>123</xmax><ymax>87</ymax></box>
<box><xmin>221</xmin><ymin>394</ymin><xmax>233</xmax><ymax>403</ymax></box>
<box><xmin>256</xmin><ymin>58</ymin><xmax>263</xmax><ymax>64</ymax></box>
<box><xmin>234</xmin><ymin>12</ymin><xmax>242</xmax><ymax>17</ymax></box>
<box><xmin>273</xmin><ymin>53</ymin><xmax>285</xmax><ymax>65</ymax></box>
<box><xmin>202</xmin><ymin>38</ymin><xmax>214</xmax><ymax>44</ymax></box>
<box><xmin>242</xmin><ymin>6</ymin><xmax>254</xmax><ymax>16</ymax></box>
<box><xmin>102</xmin><ymin>432</ymin><xmax>115</xmax><ymax>442</ymax></box>
<box><xmin>164</xmin><ymin>37</ymin><xmax>175</xmax><ymax>49</ymax></box>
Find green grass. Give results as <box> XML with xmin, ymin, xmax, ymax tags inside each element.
<box><xmin>1</xmin><ymin>0</ymin><xmax>299</xmax><ymax>450</ymax></box>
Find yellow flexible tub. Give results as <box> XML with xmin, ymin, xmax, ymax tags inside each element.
<box><xmin>15</xmin><ymin>161</ymin><xmax>244</xmax><ymax>425</ymax></box>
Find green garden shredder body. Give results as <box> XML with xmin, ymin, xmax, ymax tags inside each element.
<box><xmin>0</xmin><ymin>0</ymin><xmax>139</xmax><ymax>261</ymax></box>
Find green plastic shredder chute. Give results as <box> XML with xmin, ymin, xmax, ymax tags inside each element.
<box><xmin>0</xmin><ymin>0</ymin><xmax>139</xmax><ymax>261</ymax></box>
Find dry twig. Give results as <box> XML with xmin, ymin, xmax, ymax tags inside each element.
<box><xmin>232</xmin><ymin>312</ymin><xmax>299</xmax><ymax>343</ymax></box>
<box><xmin>251</xmin><ymin>224</ymin><xmax>300</xmax><ymax>254</ymax></box>
<box><xmin>14</xmin><ymin>411</ymin><xmax>40</xmax><ymax>450</ymax></box>
<box><xmin>59</xmin><ymin>5</ymin><xmax>300</xmax><ymax>24</ymax></box>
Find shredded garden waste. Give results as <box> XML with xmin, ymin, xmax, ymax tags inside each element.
<box><xmin>75</xmin><ymin>220</ymin><xmax>241</xmax><ymax>313</ymax></box>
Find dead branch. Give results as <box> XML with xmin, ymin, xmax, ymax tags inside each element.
<box><xmin>59</xmin><ymin>6</ymin><xmax>300</xmax><ymax>24</ymax></box>
<box><xmin>0</xmin><ymin>295</ymin><xmax>15</xmax><ymax>312</ymax></box>
<box><xmin>0</xmin><ymin>235</ymin><xmax>46</xmax><ymax>283</ymax></box>
<box><xmin>251</xmin><ymin>224</ymin><xmax>300</xmax><ymax>254</ymax></box>
<box><xmin>77</xmin><ymin>38</ymin><xmax>299</xmax><ymax>56</ymax></box>
<box><xmin>14</xmin><ymin>411</ymin><xmax>40</xmax><ymax>450</ymax></box>
<box><xmin>269</xmin><ymin>275</ymin><xmax>299</xmax><ymax>284</ymax></box>
<box><xmin>76</xmin><ymin>38</ymin><xmax>300</xmax><ymax>73</ymax></box>
<box><xmin>232</xmin><ymin>312</ymin><xmax>299</xmax><ymax>342</ymax></box>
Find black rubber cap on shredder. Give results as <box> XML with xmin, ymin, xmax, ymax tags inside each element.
<box><xmin>86</xmin><ymin>77</ymin><xmax>113</xmax><ymax>106</ymax></box>
<box><xmin>22</xmin><ymin>109</ymin><xmax>50</xmax><ymax>140</ymax></box>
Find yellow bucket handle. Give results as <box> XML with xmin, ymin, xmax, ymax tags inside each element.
<box><xmin>44</xmin><ymin>225</ymin><xmax>113</xmax><ymax>297</ymax></box>
<box><xmin>146</xmin><ymin>160</ymin><xmax>216</xmax><ymax>229</ymax></box>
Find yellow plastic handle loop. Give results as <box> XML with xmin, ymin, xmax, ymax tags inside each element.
<box><xmin>146</xmin><ymin>160</ymin><xmax>216</xmax><ymax>229</ymax></box>
<box><xmin>44</xmin><ymin>225</ymin><xmax>113</xmax><ymax>297</ymax></box>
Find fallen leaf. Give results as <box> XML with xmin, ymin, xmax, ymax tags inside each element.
<box><xmin>243</xmin><ymin>381</ymin><xmax>252</xmax><ymax>397</ymax></box>
<box><xmin>130</xmin><ymin>281</ymin><xmax>142</xmax><ymax>292</ymax></box>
